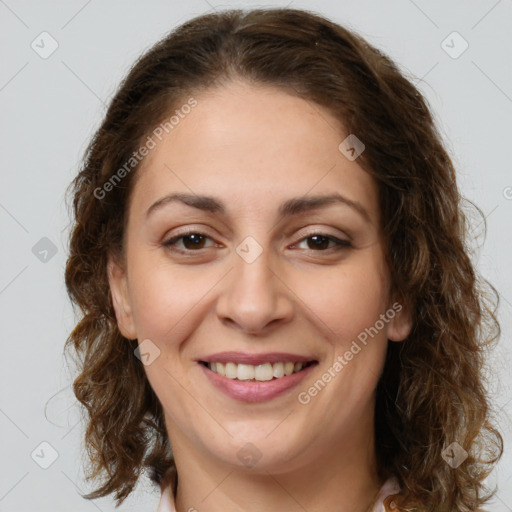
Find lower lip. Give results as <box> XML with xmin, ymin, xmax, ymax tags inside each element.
<box><xmin>199</xmin><ymin>362</ymin><xmax>317</xmax><ymax>403</ymax></box>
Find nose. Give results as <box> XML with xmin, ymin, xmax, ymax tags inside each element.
<box><xmin>215</xmin><ymin>244</ymin><xmax>294</xmax><ymax>334</ymax></box>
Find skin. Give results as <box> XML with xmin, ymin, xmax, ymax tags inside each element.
<box><xmin>108</xmin><ymin>79</ymin><xmax>412</xmax><ymax>512</ymax></box>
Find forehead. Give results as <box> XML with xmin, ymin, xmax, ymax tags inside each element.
<box><xmin>129</xmin><ymin>80</ymin><xmax>379</xmax><ymax>225</ymax></box>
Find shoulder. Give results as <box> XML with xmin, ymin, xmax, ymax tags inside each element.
<box><xmin>370</xmin><ymin>477</ymin><xmax>400</xmax><ymax>511</ymax></box>
<box><xmin>373</xmin><ymin>477</ymin><xmax>426</xmax><ymax>512</ymax></box>
<box><xmin>157</xmin><ymin>484</ymin><xmax>176</xmax><ymax>512</ymax></box>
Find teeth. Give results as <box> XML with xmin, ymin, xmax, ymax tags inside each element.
<box><xmin>273</xmin><ymin>362</ymin><xmax>284</xmax><ymax>378</ymax></box>
<box><xmin>216</xmin><ymin>362</ymin><xmax>225</xmax><ymax>377</ymax></box>
<box><xmin>207</xmin><ymin>361</ymin><xmax>309</xmax><ymax>381</ymax></box>
<box><xmin>255</xmin><ymin>363</ymin><xmax>273</xmax><ymax>381</ymax></box>
<box><xmin>237</xmin><ymin>363</ymin><xmax>255</xmax><ymax>380</ymax></box>
<box><xmin>225</xmin><ymin>362</ymin><xmax>237</xmax><ymax>379</ymax></box>
<box><xmin>284</xmin><ymin>362</ymin><xmax>295</xmax><ymax>376</ymax></box>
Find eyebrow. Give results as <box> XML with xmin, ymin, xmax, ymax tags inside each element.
<box><xmin>145</xmin><ymin>192</ymin><xmax>371</xmax><ymax>223</ymax></box>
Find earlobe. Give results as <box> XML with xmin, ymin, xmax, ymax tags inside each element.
<box><xmin>386</xmin><ymin>301</ymin><xmax>413</xmax><ymax>342</ymax></box>
<box><xmin>107</xmin><ymin>254</ymin><xmax>137</xmax><ymax>340</ymax></box>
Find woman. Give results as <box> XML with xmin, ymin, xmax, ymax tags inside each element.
<box><xmin>64</xmin><ymin>7</ymin><xmax>503</xmax><ymax>512</ymax></box>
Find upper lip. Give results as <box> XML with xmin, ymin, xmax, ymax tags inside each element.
<box><xmin>198</xmin><ymin>352</ymin><xmax>317</xmax><ymax>365</ymax></box>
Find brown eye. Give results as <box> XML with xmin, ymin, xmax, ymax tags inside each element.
<box><xmin>162</xmin><ymin>231</ymin><xmax>352</xmax><ymax>256</ymax></box>
<box><xmin>163</xmin><ymin>232</ymin><xmax>214</xmax><ymax>253</ymax></box>
<box><xmin>293</xmin><ymin>234</ymin><xmax>352</xmax><ymax>251</ymax></box>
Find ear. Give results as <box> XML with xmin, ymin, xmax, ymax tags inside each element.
<box><xmin>107</xmin><ymin>253</ymin><xmax>137</xmax><ymax>340</ymax></box>
<box><xmin>386</xmin><ymin>299</ymin><xmax>413</xmax><ymax>342</ymax></box>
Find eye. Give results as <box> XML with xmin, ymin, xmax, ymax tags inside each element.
<box><xmin>162</xmin><ymin>230</ymin><xmax>352</xmax><ymax>255</ymax></box>
<box><xmin>292</xmin><ymin>233</ymin><xmax>352</xmax><ymax>251</ymax></box>
<box><xmin>162</xmin><ymin>231</ymin><xmax>215</xmax><ymax>253</ymax></box>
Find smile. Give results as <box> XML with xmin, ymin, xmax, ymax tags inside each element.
<box><xmin>198</xmin><ymin>353</ymin><xmax>319</xmax><ymax>403</ymax></box>
<box><xmin>202</xmin><ymin>361</ymin><xmax>314</xmax><ymax>381</ymax></box>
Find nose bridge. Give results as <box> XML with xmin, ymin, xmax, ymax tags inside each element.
<box><xmin>216</xmin><ymin>234</ymin><xmax>292</xmax><ymax>333</ymax></box>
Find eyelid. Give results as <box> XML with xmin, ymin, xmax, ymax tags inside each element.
<box><xmin>290</xmin><ymin>233</ymin><xmax>352</xmax><ymax>251</ymax></box>
<box><xmin>294</xmin><ymin>226</ymin><xmax>352</xmax><ymax>243</ymax></box>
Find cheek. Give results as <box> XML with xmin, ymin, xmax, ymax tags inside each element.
<box><xmin>127</xmin><ymin>252</ymin><xmax>225</xmax><ymax>345</ymax></box>
<box><xmin>126</xmin><ymin>247</ymin><xmax>178</xmax><ymax>334</ymax></box>
<box><xmin>295</xmin><ymin>249</ymin><xmax>390</xmax><ymax>346</ymax></box>
<box><xmin>127</xmin><ymin>256</ymin><xmax>210</xmax><ymax>409</ymax></box>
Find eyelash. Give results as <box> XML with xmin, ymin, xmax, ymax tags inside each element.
<box><xmin>162</xmin><ymin>230</ymin><xmax>352</xmax><ymax>255</ymax></box>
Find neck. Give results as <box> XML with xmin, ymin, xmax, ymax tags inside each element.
<box><xmin>167</xmin><ymin>413</ymin><xmax>383</xmax><ymax>512</ymax></box>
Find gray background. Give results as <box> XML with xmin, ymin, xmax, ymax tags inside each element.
<box><xmin>1</xmin><ymin>0</ymin><xmax>511</xmax><ymax>511</ymax></box>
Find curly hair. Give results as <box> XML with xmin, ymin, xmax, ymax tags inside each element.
<box><xmin>64</xmin><ymin>7</ymin><xmax>503</xmax><ymax>511</ymax></box>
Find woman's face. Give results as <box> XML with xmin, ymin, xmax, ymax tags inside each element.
<box><xmin>108</xmin><ymin>80</ymin><xmax>411</xmax><ymax>475</ymax></box>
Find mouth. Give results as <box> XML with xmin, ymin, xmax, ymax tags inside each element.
<box><xmin>197</xmin><ymin>353</ymin><xmax>319</xmax><ymax>403</ymax></box>
<box><xmin>199</xmin><ymin>360</ymin><xmax>317</xmax><ymax>381</ymax></box>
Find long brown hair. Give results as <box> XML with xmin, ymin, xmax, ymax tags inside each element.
<box><xmin>64</xmin><ymin>7</ymin><xmax>503</xmax><ymax>510</ymax></box>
